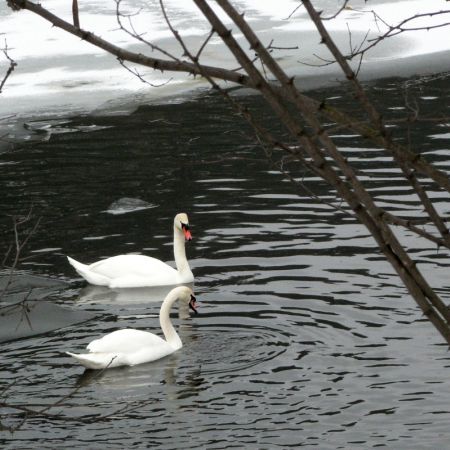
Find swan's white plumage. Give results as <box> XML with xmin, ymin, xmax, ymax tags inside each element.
<box><xmin>87</xmin><ymin>329</ymin><xmax>168</xmax><ymax>353</ymax></box>
<box><xmin>66</xmin><ymin>286</ymin><xmax>197</xmax><ymax>370</ymax></box>
<box><xmin>67</xmin><ymin>213</ymin><xmax>193</xmax><ymax>288</ymax></box>
<box><xmin>68</xmin><ymin>255</ymin><xmax>180</xmax><ymax>288</ymax></box>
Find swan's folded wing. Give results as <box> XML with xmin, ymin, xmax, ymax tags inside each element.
<box><xmin>87</xmin><ymin>329</ymin><xmax>166</xmax><ymax>354</ymax></box>
<box><xmin>89</xmin><ymin>255</ymin><xmax>176</xmax><ymax>278</ymax></box>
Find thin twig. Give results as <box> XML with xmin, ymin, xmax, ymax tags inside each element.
<box><xmin>0</xmin><ymin>212</ymin><xmax>41</xmax><ymax>300</ymax></box>
<box><xmin>118</xmin><ymin>58</ymin><xmax>173</xmax><ymax>87</ymax></box>
<box><xmin>0</xmin><ymin>41</ymin><xmax>17</xmax><ymax>93</ymax></box>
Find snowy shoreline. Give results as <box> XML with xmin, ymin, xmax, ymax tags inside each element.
<box><xmin>1</xmin><ymin>0</ymin><xmax>449</xmax><ymax>124</ymax></box>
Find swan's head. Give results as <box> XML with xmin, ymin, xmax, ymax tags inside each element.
<box><xmin>176</xmin><ymin>286</ymin><xmax>198</xmax><ymax>315</ymax></box>
<box><xmin>174</xmin><ymin>212</ymin><xmax>192</xmax><ymax>241</ymax></box>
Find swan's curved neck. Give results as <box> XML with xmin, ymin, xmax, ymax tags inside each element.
<box><xmin>173</xmin><ymin>226</ymin><xmax>191</xmax><ymax>276</ymax></box>
<box><xmin>159</xmin><ymin>291</ymin><xmax>182</xmax><ymax>349</ymax></box>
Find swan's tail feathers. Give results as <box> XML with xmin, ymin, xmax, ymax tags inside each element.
<box><xmin>67</xmin><ymin>256</ymin><xmax>88</xmax><ymax>273</ymax></box>
<box><xmin>66</xmin><ymin>351</ymin><xmax>122</xmax><ymax>370</ymax></box>
<box><xmin>67</xmin><ymin>256</ymin><xmax>110</xmax><ymax>286</ymax></box>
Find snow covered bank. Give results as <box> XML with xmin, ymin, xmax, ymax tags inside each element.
<box><xmin>0</xmin><ymin>0</ymin><xmax>449</xmax><ymax>120</ymax></box>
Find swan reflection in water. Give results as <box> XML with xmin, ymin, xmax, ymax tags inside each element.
<box><xmin>76</xmin><ymin>283</ymin><xmax>195</xmax><ymax>320</ymax></box>
<box><xmin>77</xmin><ymin>283</ymin><xmax>192</xmax><ymax>304</ymax></box>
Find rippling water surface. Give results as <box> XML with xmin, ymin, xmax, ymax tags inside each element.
<box><xmin>1</xmin><ymin>75</ymin><xmax>450</xmax><ymax>448</ymax></box>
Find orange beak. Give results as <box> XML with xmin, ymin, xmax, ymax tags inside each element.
<box><xmin>182</xmin><ymin>224</ymin><xmax>192</xmax><ymax>241</ymax></box>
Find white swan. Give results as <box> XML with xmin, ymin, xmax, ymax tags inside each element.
<box><xmin>67</xmin><ymin>213</ymin><xmax>194</xmax><ymax>288</ymax></box>
<box><xmin>66</xmin><ymin>286</ymin><xmax>198</xmax><ymax>370</ymax></box>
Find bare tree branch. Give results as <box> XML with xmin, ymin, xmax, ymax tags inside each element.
<box><xmin>0</xmin><ymin>41</ymin><xmax>17</xmax><ymax>94</ymax></box>
<box><xmin>358</xmin><ymin>9</ymin><xmax>450</xmax><ymax>56</ymax></box>
<box><xmin>72</xmin><ymin>0</ymin><xmax>80</xmax><ymax>28</ymax></box>
<box><xmin>1</xmin><ymin>211</ymin><xmax>41</xmax><ymax>300</ymax></box>
<box><xmin>189</xmin><ymin>0</ymin><xmax>450</xmax><ymax>343</ymax></box>
<box><xmin>0</xmin><ymin>357</ymin><xmax>155</xmax><ymax>432</ymax></box>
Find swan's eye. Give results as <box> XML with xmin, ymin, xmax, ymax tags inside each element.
<box><xmin>181</xmin><ymin>222</ymin><xmax>190</xmax><ymax>231</ymax></box>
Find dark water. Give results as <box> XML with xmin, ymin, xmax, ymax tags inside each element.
<box><xmin>1</xmin><ymin>74</ymin><xmax>450</xmax><ymax>448</ymax></box>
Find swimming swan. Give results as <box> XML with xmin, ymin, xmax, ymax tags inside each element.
<box><xmin>66</xmin><ymin>286</ymin><xmax>198</xmax><ymax>369</ymax></box>
<box><xmin>67</xmin><ymin>213</ymin><xmax>193</xmax><ymax>288</ymax></box>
